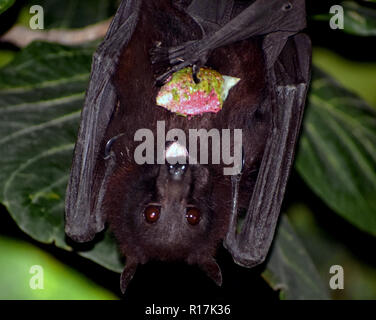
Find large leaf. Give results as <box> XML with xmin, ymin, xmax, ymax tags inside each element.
<box><xmin>0</xmin><ymin>50</ymin><xmax>15</xmax><ymax>68</ymax></box>
<box><xmin>296</xmin><ymin>67</ymin><xmax>376</xmax><ymax>235</ymax></box>
<box><xmin>0</xmin><ymin>235</ymin><xmax>118</xmax><ymax>299</ymax></box>
<box><xmin>0</xmin><ymin>41</ymin><xmax>123</xmax><ymax>273</ymax></box>
<box><xmin>0</xmin><ymin>41</ymin><xmax>327</xmax><ymax>298</ymax></box>
<box><xmin>24</xmin><ymin>0</ymin><xmax>118</xmax><ymax>29</ymax></box>
<box><xmin>288</xmin><ymin>203</ymin><xmax>376</xmax><ymax>300</ymax></box>
<box><xmin>0</xmin><ymin>0</ymin><xmax>15</xmax><ymax>15</ymax></box>
<box><xmin>313</xmin><ymin>47</ymin><xmax>376</xmax><ymax>108</ymax></box>
<box><xmin>263</xmin><ymin>215</ymin><xmax>329</xmax><ymax>300</ymax></box>
<box><xmin>341</xmin><ymin>1</ymin><xmax>376</xmax><ymax>36</ymax></box>
<box><xmin>312</xmin><ymin>1</ymin><xmax>376</xmax><ymax>36</ymax></box>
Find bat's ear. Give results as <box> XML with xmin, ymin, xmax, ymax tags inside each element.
<box><xmin>120</xmin><ymin>260</ymin><xmax>138</xmax><ymax>294</ymax></box>
<box><xmin>199</xmin><ymin>258</ymin><xmax>223</xmax><ymax>287</ymax></box>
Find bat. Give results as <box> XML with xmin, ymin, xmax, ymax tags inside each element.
<box><xmin>65</xmin><ymin>0</ymin><xmax>311</xmax><ymax>294</ymax></box>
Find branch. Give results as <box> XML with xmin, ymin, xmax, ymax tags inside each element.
<box><xmin>0</xmin><ymin>19</ymin><xmax>111</xmax><ymax>47</ymax></box>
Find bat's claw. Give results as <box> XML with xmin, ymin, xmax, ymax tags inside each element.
<box><xmin>154</xmin><ymin>60</ymin><xmax>191</xmax><ymax>86</ymax></box>
<box><xmin>192</xmin><ymin>64</ymin><xmax>201</xmax><ymax>84</ymax></box>
<box><xmin>149</xmin><ymin>45</ymin><xmax>170</xmax><ymax>65</ymax></box>
<box><xmin>150</xmin><ymin>40</ymin><xmax>207</xmax><ymax>86</ymax></box>
<box><xmin>150</xmin><ymin>41</ymin><xmax>195</xmax><ymax>65</ymax></box>
<box><xmin>155</xmin><ymin>73</ymin><xmax>170</xmax><ymax>87</ymax></box>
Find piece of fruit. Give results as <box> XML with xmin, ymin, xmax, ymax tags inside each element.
<box><xmin>156</xmin><ymin>67</ymin><xmax>240</xmax><ymax>116</ymax></box>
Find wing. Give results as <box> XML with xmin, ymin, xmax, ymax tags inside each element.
<box><xmin>151</xmin><ymin>0</ymin><xmax>307</xmax><ymax>83</ymax></box>
<box><xmin>65</xmin><ymin>0</ymin><xmax>142</xmax><ymax>242</ymax></box>
<box><xmin>185</xmin><ymin>0</ymin><xmax>234</xmax><ymax>35</ymax></box>
<box><xmin>224</xmin><ymin>33</ymin><xmax>312</xmax><ymax>267</ymax></box>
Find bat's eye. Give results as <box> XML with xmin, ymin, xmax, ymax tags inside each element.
<box><xmin>282</xmin><ymin>2</ymin><xmax>292</xmax><ymax>11</ymax></box>
<box><xmin>186</xmin><ymin>207</ymin><xmax>200</xmax><ymax>225</ymax></box>
<box><xmin>144</xmin><ymin>205</ymin><xmax>161</xmax><ymax>223</ymax></box>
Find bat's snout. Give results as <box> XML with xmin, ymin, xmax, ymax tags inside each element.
<box><xmin>167</xmin><ymin>163</ymin><xmax>187</xmax><ymax>180</ymax></box>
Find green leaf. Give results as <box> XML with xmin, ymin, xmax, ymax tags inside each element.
<box><xmin>25</xmin><ymin>0</ymin><xmax>118</xmax><ymax>29</ymax></box>
<box><xmin>0</xmin><ymin>235</ymin><xmax>118</xmax><ymax>299</ymax></box>
<box><xmin>262</xmin><ymin>215</ymin><xmax>329</xmax><ymax>300</ymax></box>
<box><xmin>342</xmin><ymin>1</ymin><xmax>376</xmax><ymax>36</ymax></box>
<box><xmin>313</xmin><ymin>47</ymin><xmax>376</xmax><ymax>108</ymax></box>
<box><xmin>312</xmin><ymin>1</ymin><xmax>376</xmax><ymax>36</ymax></box>
<box><xmin>0</xmin><ymin>41</ymin><xmax>123</xmax><ymax>273</ymax></box>
<box><xmin>296</xmin><ymin>67</ymin><xmax>376</xmax><ymax>235</ymax></box>
<box><xmin>0</xmin><ymin>0</ymin><xmax>15</xmax><ymax>15</ymax></box>
<box><xmin>0</xmin><ymin>50</ymin><xmax>16</xmax><ymax>68</ymax></box>
<box><xmin>288</xmin><ymin>203</ymin><xmax>376</xmax><ymax>300</ymax></box>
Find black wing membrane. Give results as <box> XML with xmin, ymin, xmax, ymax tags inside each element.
<box><xmin>224</xmin><ymin>33</ymin><xmax>312</xmax><ymax>267</ymax></box>
<box><xmin>65</xmin><ymin>0</ymin><xmax>142</xmax><ymax>242</ymax></box>
<box><xmin>152</xmin><ymin>0</ymin><xmax>307</xmax><ymax>83</ymax></box>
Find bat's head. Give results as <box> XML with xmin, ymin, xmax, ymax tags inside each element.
<box><xmin>105</xmin><ymin>142</ymin><xmax>231</xmax><ymax>293</ymax></box>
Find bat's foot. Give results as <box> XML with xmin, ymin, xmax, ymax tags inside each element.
<box><xmin>153</xmin><ymin>60</ymin><xmax>191</xmax><ymax>86</ymax></box>
<box><xmin>150</xmin><ymin>45</ymin><xmax>181</xmax><ymax>86</ymax></box>
<box><xmin>150</xmin><ymin>41</ymin><xmax>195</xmax><ymax>65</ymax></box>
<box><xmin>150</xmin><ymin>40</ymin><xmax>205</xmax><ymax>86</ymax></box>
<box><xmin>149</xmin><ymin>43</ymin><xmax>170</xmax><ymax>65</ymax></box>
<box><xmin>154</xmin><ymin>62</ymin><xmax>201</xmax><ymax>86</ymax></box>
